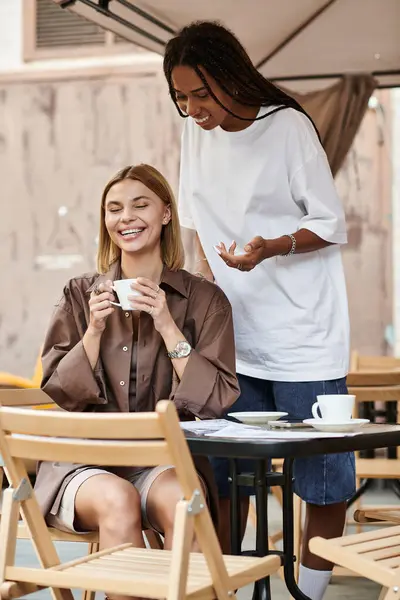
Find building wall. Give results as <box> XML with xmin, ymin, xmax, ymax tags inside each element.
<box><xmin>0</xmin><ymin>69</ymin><xmax>393</xmax><ymax>377</ymax></box>
<box><xmin>336</xmin><ymin>90</ymin><xmax>393</xmax><ymax>356</ymax></box>
<box><xmin>0</xmin><ymin>70</ymin><xmax>182</xmax><ymax>376</ymax></box>
<box><xmin>392</xmin><ymin>89</ymin><xmax>400</xmax><ymax>355</ymax></box>
<box><xmin>0</xmin><ymin>0</ymin><xmax>23</xmax><ymax>70</ymax></box>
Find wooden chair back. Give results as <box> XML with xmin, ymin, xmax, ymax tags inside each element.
<box><xmin>0</xmin><ymin>389</ymin><xmax>57</xmax><ymax>481</ymax></box>
<box><xmin>350</xmin><ymin>351</ymin><xmax>400</xmax><ymax>373</ymax></box>
<box><xmin>0</xmin><ymin>389</ymin><xmax>56</xmax><ymax>409</ymax></box>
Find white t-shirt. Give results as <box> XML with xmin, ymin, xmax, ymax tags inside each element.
<box><xmin>178</xmin><ymin>106</ymin><xmax>350</xmax><ymax>382</ymax></box>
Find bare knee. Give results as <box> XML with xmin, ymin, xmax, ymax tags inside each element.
<box><xmin>75</xmin><ymin>475</ymin><xmax>142</xmax><ymax>535</ymax></box>
<box><xmin>99</xmin><ymin>480</ymin><xmax>142</xmax><ymax>532</ymax></box>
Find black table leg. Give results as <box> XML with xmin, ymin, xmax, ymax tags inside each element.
<box><xmin>282</xmin><ymin>458</ymin><xmax>311</xmax><ymax>600</ymax></box>
<box><xmin>347</xmin><ymin>478</ymin><xmax>373</xmax><ymax>508</ymax></box>
<box><xmin>390</xmin><ymin>479</ymin><xmax>400</xmax><ymax>500</ymax></box>
<box><xmin>229</xmin><ymin>459</ymin><xmax>241</xmax><ymax>555</ymax></box>
<box><xmin>252</xmin><ymin>459</ymin><xmax>271</xmax><ymax>600</ymax></box>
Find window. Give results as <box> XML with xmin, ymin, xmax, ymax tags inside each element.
<box><xmin>24</xmin><ymin>0</ymin><xmax>141</xmax><ymax>61</ymax></box>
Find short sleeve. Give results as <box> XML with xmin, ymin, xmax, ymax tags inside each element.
<box><xmin>178</xmin><ymin>123</ymin><xmax>196</xmax><ymax>230</ymax></box>
<box><xmin>290</xmin><ymin>152</ymin><xmax>347</xmax><ymax>245</ymax></box>
<box><xmin>286</xmin><ymin>111</ymin><xmax>347</xmax><ymax>245</ymax></box>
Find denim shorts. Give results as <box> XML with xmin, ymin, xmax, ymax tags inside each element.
<box><xmin>211</xmin><ymin>374</ymin><xmax>356</xmax><ymax>505</ymax></box>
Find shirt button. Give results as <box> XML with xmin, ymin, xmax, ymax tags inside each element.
<box><xmin>119</xmin><ymin>381</ymin><xmax>125</xmax><ymax>386</ymax></box>
<box><xmin>125</xmin><ymin>312</ymin><xmax>130</xmax><ymax>317</ymax></box>
<box><xmin>122</xmin><ymin>346</ymin><xmax>128</xmax><ymax>352</ymax></box>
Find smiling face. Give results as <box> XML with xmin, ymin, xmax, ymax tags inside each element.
<box><xmin>104</xmin><ymin>178</ymin><xmax>171</xmax><ymax>258</ymax></box>
<box><xmin>171</xmin><ymin>65</ymin><xmax>238</xmax><ymax>131</ymax></box>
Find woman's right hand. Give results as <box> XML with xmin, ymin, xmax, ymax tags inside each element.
<box><xmin>88</xmin><ymin>280</ymin><xmax>115</xmax><ymax>335</ymax></box>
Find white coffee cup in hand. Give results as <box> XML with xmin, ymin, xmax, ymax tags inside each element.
<box><xmin>311</xmin><ymin>394</ymin><xmax>355</xmax><ymax>422</ymax></box>
<box><xmin>111</xmin><ymin>279</ymin><xmax>142</xmax><ymax>310</ymax></box>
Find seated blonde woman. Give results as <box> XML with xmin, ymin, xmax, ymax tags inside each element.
<box><xmin>34</xmin><ymin>165</ymin><xmax>239</xmax><ymax>579</ymax></box>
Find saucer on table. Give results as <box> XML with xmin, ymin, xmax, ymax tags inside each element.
<box><xmin>303</xmin><ymin>418</ymin><xmax>370</xmax><ymax>433</ymax></box>
<box><xmin>228</xmin><ymin>411</ymin><xmax>288</xmax><ymax>426</ymax></box>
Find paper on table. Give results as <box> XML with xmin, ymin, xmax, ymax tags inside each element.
<box><xmin>204</xmin><ymin>424</ymin><xmax>361</xmax><ymax>439</ymax></box>
<box><xmin>180</xmin><ymin>419</ymin><xmax>232</xmax><ymax>433</ymax></box>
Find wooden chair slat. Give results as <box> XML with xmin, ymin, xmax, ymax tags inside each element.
<box><xmin>6</xmin><ymin>436</ymin><xmax>171</xmax><ymax>467</ymax></box>
<box><xmin>310</xmin><ymin>535</ymin><xmax>397</xmax><ymax>589</ymax></box>
<box><xmin>338</xmin><ymin>525</ymin><xmax>400</xmax><ymax>547</ymax></box>
<box><xmin>377</xmin><ymin>556</ymin><xmax>400</xmax><ymax>569</ymax></box>
<box><xmin>346</xmin><ymin>536</ymin><xmax>400</xmax><ymax>554</ymax></box>
<box><xmin>1</xmin><ymin>407</ymin><xmax>164</xmax><ymax>439</ymax></box>
<box><xmin>16</xmin><ymin>522</ymin><xmax>99</xmax><ymax>543</ymax></box>
<box><xmin>350</xmin><ymin>352</ymin><xmax>400</xmax><ymax>372</ymax></box>
<box><xmin>5</xmin><ymin>565</ymin><xmax>169</xmax><ymax>598</ymax></box>
<box><xmin>365</xmin><ymin>545</ymin><xmax>400</xmax><ymax>561</ymax></box>
<box><xmin>0</xmin><ymin>389</ymin><xmax>56</xmax><ymax>407</ymax></box>
<box><xmin>347</xmin><ymin>372</ymin><xmax>400</xmax><ymax>387</ymax></box>
<box><xmin>355</xmin><ymin>509</ymin><xmax>400</xmax><ymax>525</ymax></box>
<box><xmin>356</xmin><ymin>458</ymin><xmax>400</xmax><ymax>478</ymax></box>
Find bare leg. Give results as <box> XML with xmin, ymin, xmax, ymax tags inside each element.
<box><xmin>301</xmin><ymin>501</ymin><xmax>347</xmax><ymax>569</ymax></box>
<box><xmin>218</xmin><ymin>497</ymin><xmax>250</xmax><ymax>554</ymax></box>
<box><xmin>74</xmin><ymin>473</ymin><xmax>145</xmax><ymax>600</ymax></box>
<box><xmin>146</xmin><ymin>468</ymin><xmax>206</xmax><ymax>551</ymax></box>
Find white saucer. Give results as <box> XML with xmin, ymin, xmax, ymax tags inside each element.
<box><xmin>228</xmin><ymin>411</ymin><xmax>288</xmax><ymax>425</ymax></box>
<box><xmin>303</xmin><ymin>418</ymin><xmax>370</xmax><ymax>433</ymax></box>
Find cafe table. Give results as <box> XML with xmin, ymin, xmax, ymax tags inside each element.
<box><xmin>185</xmin><ymin>423</ymin><xmax>400</xmax><ymax>600</ymax></box>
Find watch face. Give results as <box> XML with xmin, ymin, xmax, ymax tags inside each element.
<box><xmin>176</xmin><ymin>341</ymin><xmax>192</xmax><ymax>357</ymax></box>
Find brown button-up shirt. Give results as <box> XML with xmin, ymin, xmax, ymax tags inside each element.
<box><xmin>35</xmin><ymin>262</ymin><xmax>240</xmax><ymax>522</ymax></box>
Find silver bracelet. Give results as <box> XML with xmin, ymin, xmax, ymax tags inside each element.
<box><xmin>281</xmin><ymin>234</ymin><xmax>296</xmax><ymax>256</ymax></box>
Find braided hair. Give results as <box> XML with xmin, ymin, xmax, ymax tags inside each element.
<box><xmin>163</xmin><ymin>20</ymin><xmax>319</xmax><ymax>135</ymax></box>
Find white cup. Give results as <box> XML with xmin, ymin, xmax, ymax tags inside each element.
<box><xmin>111</xmin><ymin>279</ymin><xmax>142</xmax><ymax>310</ymax></box>
<box><xmin>311</xmin><ymin>394</ymin><xmax>355</xmax><ymax>423</ymax></box>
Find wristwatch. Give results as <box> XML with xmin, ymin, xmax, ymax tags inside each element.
<box><xmin>167</xmin><ymin>340</ymin><xmax>192</xmax><ymax>359</ymax></box>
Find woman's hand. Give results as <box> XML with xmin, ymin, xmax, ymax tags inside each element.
<box><xmin>88</xmin><ymin>280</ymin><xmax>115</xmax><ymax>335</ymax></box>
<box><xmin>128</xmin><ymin>277</ymin><xmax>175</xmax><ymax>335</ymax></box>
<box><xmin>214</xmin><ymin>238</ymin><xmax>266</xmax><ymax>272</ymax></box>
<box><xmin>214</xmin><ymin>236</ymin><xmax>291</xmax><ymax>272</ymax></box>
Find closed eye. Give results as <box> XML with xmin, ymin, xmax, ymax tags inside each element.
<box><xmin>175</xmin><ymin>92</ymin><xmax>209</xmax><ymax>101</ymax></box>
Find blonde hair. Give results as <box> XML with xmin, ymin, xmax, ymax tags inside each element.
<box><xmin>97</xmin><ymin>164</ymin><xmax>185</xmax><ymax>273</ymax></box>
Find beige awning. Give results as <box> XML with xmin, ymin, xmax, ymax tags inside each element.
<box><xmin>55</xmin><ymin>0</ymin><xmax>400</xmax><ymax>90</ymax></box>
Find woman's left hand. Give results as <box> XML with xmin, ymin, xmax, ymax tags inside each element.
<box><xmin>128</xmin><ymin>277</ymin><xmax>174</xmax><ymax>334</ymax></box>
<box><xmin>215</xmin><ymin>237</ymin><xmax>272</xmax><ymax>272</ymax></box>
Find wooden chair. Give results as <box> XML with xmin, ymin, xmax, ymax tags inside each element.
<box><xmin>354</xmin><ymin>509</ymin><xmax>400</xmax><ymax>526</ymax></box>
<box><xmin>0</xmin><ymin>389</ymin><xmax>162</xmax><ymax>600</ymax></box>
<box><xmin>0</xmin><ymin>400</ymin><xmax>281</xmax><ymax>600</ymax></box>
<box><xmin>310</xmin><ymin>526</ymin><xmax>400</xmax><ymax>599</ymax></box>
<box><xmin>350</xmin><ymin>351</ymin><xmax>400</xmax><ymax>372</ymax></box>
<box><xmin>347</xmin><ymin>361</ymin><xmax>400</xmax><ymax>534</ymax></box>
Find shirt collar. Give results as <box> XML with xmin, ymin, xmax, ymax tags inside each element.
<box><xmin>160</xmin><ymin>266</ymin><xmax>188</xmax><ymax>299</ymax></box>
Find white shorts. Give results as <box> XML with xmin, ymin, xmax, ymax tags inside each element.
<box><xmin>47</xmin><ymin>465</ymin><xmax>174</xmax><ymax>534</ymax></box>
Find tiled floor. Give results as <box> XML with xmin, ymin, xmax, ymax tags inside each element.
<box><xmin>5</xmin><ymin>485</ymin><xmax>397</xmax><ymax>599</ymax></box>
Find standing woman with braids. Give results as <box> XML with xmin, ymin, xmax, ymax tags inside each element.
<box><xmin>164</xmin><ymin>21</ymin><xmax>354</xmax><ymax>600</ymax></box>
